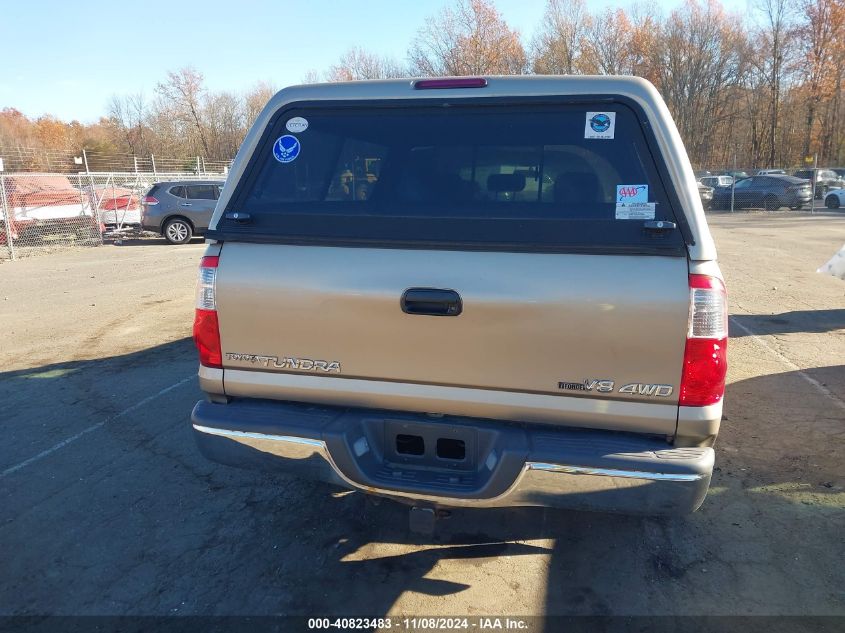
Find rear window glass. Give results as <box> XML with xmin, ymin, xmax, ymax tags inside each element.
<box><xmin>169</xmin><ymin>186</ymin><xmax>186</xmax><ymax>198</ymax></box>
<box><xmin>221</xmin><ymin>102</ymin><xmax>684</xmax><ymax>253</ymax></box>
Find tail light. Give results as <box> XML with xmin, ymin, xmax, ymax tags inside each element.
<box><xmin>679</xmin><ymin>274</ymin><xmax>728</xmax><ymax>407</ymax></box>
<box><xmin>143</xmin><ymin>195</ymin><xmax>159</xmax><ymax>205</ymax></box>
<box><xmin>193</xmin><ymin>255</ymin><xmax>222</xmax><ymax>368</ymax></box>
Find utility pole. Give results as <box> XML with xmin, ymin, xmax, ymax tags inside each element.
<box><xmin>810</xmin><ymin>154</ymin><xmax>817</xmax><ymax>214</ymax></box>
<box><xmin>0</xmin><ymin>172</ymin><xmax>16</xmax><ymax>260</ymax></box>
<box><xmin>730</xmin><ymin>151</ymin><xmax>737</xmax><ymax>213</ymax></box>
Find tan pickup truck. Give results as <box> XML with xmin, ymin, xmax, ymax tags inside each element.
<box><xmin>190</xmin><ymin>76</ymin><xmax>728</xmax><ymax>523</ymax></box>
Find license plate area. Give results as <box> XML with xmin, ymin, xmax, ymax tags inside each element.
<box><xmin>384</xmin><ymin>420</ymin><xmax>476</xmax><ymax>471</ymax></box>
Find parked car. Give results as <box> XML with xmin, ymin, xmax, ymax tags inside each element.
<box><xmin>792</xmin><ymin>169</ymin><xmax>845</xmax><ymax>199</ymax></box>
<box><xmin>831</xmin><ymin>168</ymin><xmax>845</xmax><ymax>179</ymax></box>
<box><xmin>0</xmin><ymin>175</ymin><xmax>102</xmax><ymax>244</ymax></box>
<box><xmin>694</xmin><ymin>170</ymin><xmax>712</xmax><ymax>179</ymax></box>
<box><xmin>824</xmin><ymin>188</ymin><xmax>845</xmax><ymax>209</ymax></box>
<box><xmin>698</xmin><ymin>182</ymin><xmax>714</xmax><ymax>207</ymax></box>
<box><xmin>720</xmin><ymin>170</ymin><xmax>749</xmax><ymax>180</ymax></box>
<box><xmin>140</xmin><ymin>180</ymin><xmax>224</xmax><ymax>244</ymax></box>
<box><xmin>190</xmin><ymin>76</ymin><xmax>728</xmax><ymax>524</ymax></box>
<box><xmin>756</xmin><ymin>169</ymin><xmax>786</xmax><ymax>175</ymax></box>
<box><xmin>90</xmin><ymin>186</ymin><xmax>140</xmax><ymax>227</ymax></box>
<box><xmin>711</xmin><ymin>174</ymin><xmax>812</xmax><ymax>210</ymax></box>
<box><xmin>700</xmin><ymin>175</ymin><xmax>733</xmax><ymax>188</ymax></box>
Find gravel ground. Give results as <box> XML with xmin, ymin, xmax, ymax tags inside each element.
<box><xmin>0</xmin><ymin>214</ymin><xmax>843</xmax><ymax>622</ymax></box>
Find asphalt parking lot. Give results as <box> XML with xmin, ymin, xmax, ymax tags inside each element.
<box><xmin>0</xmin><ymin>211</ymin><xmax>843</xmax><ymax>621</ymax></box>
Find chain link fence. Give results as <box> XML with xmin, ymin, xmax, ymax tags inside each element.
<box><xmin>0</xmin><ymin>171</ymin><xmax>225</xmax><ymax>260</ymax></box>
<box><xmin>0</xmin><ymin>145</ymin><xmax>232</xmax><ymax>175</ymax></box>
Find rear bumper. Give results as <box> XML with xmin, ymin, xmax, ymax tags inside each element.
<box><xmin>787</xmin><ymin>191</ymin><xmax>812</xmax><ymax>205</ymax></box>
<box><xmin>191</xmin><ymin>399</ymin><xmax>714</xmax><ymax>515</ymax></box>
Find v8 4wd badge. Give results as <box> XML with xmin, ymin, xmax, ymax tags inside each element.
<box><xmin>558</xmin><ymin>379</ymin><xmax>673</xmax><ymax>398</ymax></box>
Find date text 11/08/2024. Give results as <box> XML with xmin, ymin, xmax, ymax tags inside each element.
<box><xmin>307</xmin><ymin>617</ymin><xmax>530</xmax><ymax>630</ymax></box>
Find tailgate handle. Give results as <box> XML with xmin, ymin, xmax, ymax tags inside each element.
<box><xmin>401</xmin><ymin>288</ymin><xmax>462</xmax><ymax>316</ymax></box>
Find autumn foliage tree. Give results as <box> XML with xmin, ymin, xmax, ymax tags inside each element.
<box><xmin>2</xmin><ymin>0</ymin><xmax>844</xmax><ymax>171</ymax></box>
<box><xmin>798</xmin><ymin>0</ymin><xmax>845</xmax><ymax>161</ymax></box>
<box><xmin>408</xmin><ymin>0</ymin><xmax>527</xmax><ymax>76</ymax></box>
<box><xmin>531</xmin><ymin>0</ymin><xmax>592</xmax><ymax>75</ymax></box>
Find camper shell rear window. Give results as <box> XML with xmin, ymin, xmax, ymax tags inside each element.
<box><xmin>213</xmin><ymin>98</ymin><xmax>688</xmax><ymax>254</ymax></box>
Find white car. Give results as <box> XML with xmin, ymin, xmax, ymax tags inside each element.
<box><xmin>757</xmin><ymin>169</ymin><xmax>786</xmax><ymax>175</ymax></box>
<box><xmin>699</xmin><ymin>175</ymin><xmax>733</xmax><ymax>188</ymax></box>
<box><xmin>824</xmin><ymin>188</ymin><xmax>845</xmax><ymax>209</ymax></box>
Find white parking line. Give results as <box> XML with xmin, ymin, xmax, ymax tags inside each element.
<box><xmin>730</xmin><ymin>316</ymin><xmax>845</xmax><ymax>412</ymax></box>
<box><xmin>1</xmin><ymin>375</ymin><xmax>196</xmax><ymax>479</ymax></box>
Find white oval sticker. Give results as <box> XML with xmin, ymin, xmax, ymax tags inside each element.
<box><xmin>286</xmin><ymin>117</ymin><xmax>308</xmax><ymax>133</ymax></box>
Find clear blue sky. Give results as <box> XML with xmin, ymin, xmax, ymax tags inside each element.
<box><xmin>0</xmin><ymin>0</ymin><xmax>748</xmax><ymax>123</ymax></box>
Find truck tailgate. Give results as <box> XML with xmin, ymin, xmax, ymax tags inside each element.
<box><xmin>215</xmin><ymin>243</ymin><xmax>688</xmax><ymax>433</ymax></box>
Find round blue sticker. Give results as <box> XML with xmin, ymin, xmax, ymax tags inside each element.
<box><xmin>590</xmin><ymin>113</ymin><xmax>612</xmax><ymax>133</ymax></box>
<box><xmin>272</xmin><ymin>135</ymin><xmax>300</xmax><ymax>163</ymax></box>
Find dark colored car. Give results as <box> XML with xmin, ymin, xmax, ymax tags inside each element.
<box><xmin>711</xmin><ymin>175</ymin><xmax>812</xmax><ymax>210</ymax></box>
<box><xmin>140</xmin><ymin>180</ymin><xmax>224</xmax><ymax>244</ymax></box>
<box><xmin>792</xmin><ymin>169</ymin><xmax>845</xmax><ymax>199</ymax></box>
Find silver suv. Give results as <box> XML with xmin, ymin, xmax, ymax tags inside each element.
<box><xmin>141</xmin><ymin>180</ymin><xmax>224</xmax><ymax>244</ymax></box>
<box><xmin>189</xmin><ymin>77</ymin><xmax>728</xmax><ymax>522</ymax></box>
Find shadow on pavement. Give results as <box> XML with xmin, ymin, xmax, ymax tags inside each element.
<box><xmin>1</xmin><ymin>344</ymin><xmax>842</xmax><ymax>618</ymax></box>
<box><xmin>731</xmin><ymin>309</ymin><xmax>845</xmax><ymax>337</ymax></box>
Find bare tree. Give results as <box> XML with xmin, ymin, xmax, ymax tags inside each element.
<box><xmin>626</xmin><ymin>4</ymin><xmax>663</xmax><ymax>83</ymax></box>
<box><xmin>650</xmin><ymin>1</ymin><xmax>750</xmax><ymax>165</ymax></box>
<box><xmin>244</xmin><ymin>81</ymin><xmax>277</xmax><ymax>126</ymax></box>
<box><xmin>581</xmin><ymin>8</ymin><xmax>635</xmax><ymax>75</ymax></box>
<box><xmin>326</xmin><ymin>47</ymin><xmax>406</xmax><ymax>81</ymax></box>
<box><xmin>107</xmin><ymin>92</ymin><xmax>147</xmax><ymax>155</ymax></box>
<box><xmin>300</xmin><ymin>70</ymin><xmax>322</xmax><ymax>84</ymax></box>
<box><xmin>741</xmin><ymin>49</ymin><xmax>770</xmax><ymax>167</ymax></box>
<box><xmin>205</xmin><ymin>91</ymin><xmax>244</xmax><ymax>159</ymax></box>
<box><xmin>155</xmin><ymin>67</ymin><xmax>211</xmax><ymax>157</ymax></box>
<box><xmin>409</xmin><ymin>0</ymin><xmax>527</xmax><ymax>76</ymax></box>
<box><xmin>531</xmin><ymin>0</ymin><xmax>591</xmax><ymax>75</ymax></box>
<box><xmin>755</xmin><ymin>0</ymin><xmax>796</xmax><ymax>167</ymax></box>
